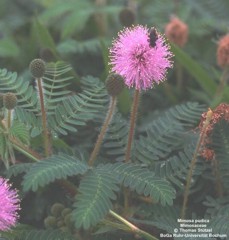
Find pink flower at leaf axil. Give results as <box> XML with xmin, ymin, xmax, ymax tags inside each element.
<box><xmin>0</xmin><ymin>177</ymin><xmax>20</xmax><ymax>231</ymax></box>
<box><xmin>110</xmin><ymin>25</ymin><xmax>173</xmax><ymax>90</ymax></box>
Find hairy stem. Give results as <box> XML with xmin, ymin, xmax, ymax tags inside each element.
<box><xmin>109</xmin><ymin>210</ymin><xmax>159</xmax><ymax>240</ymax></box>
<box><xmin>37</xmin><ymin>78</ymin><xmax>51</xmax><ymax>156</ymax></box>
<box><xmin>88</xmin><ymin>96</ymin><xmax>117</xmax><ymax>166</ymax></box>
<box><xmin>7</xmin><ymin>110</ymin><xmax>12</xmax><ymax>129</ymax></box>
<box><xmin>125</xmin><ymin>89</ymin><xmax>140</xmax><ymax>163</ymax></box>
<box><xmin>181</xmin><ymin>109</ymin><xmax>213</xmax><ymax>218</ymax></box>
<box><xmin>212</xmin><ymin>158</ymin><xmax>224</xmax><ymax>197</ymax></box>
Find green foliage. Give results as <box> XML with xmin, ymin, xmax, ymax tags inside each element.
<box><xmin>1</xmin><ymin>1</ymin><xmax>229</xmax><ymax>239</ymax></box>
<box><xmin>104</xmin><ymin>163</ymin><xmax>176</xmax><ymax>206</ymax></box>
<box><xmin>6</xmin><ymin>163</ymin><xmax>33</xmax><ymax>178</ymax></box>
<box><xmin>0</xmin><ymin>68</ymin><xmax>37</xmax><ymax>111</ymax></box>
<box><xmin>9</xmin><ymin>121</ymin><xmax>30</xmax><ymax>144</ymax></box>
<box><xmin>204</xmin><ymin>196</ymin><xmax>229</xmax><ymax>236</ymax></box>
<box><xmin>73</xmin><ymin>167</ymin><xmax>119</xmax><ymax>229</ymax></box>
<box><xmin>211</xmin><ymin>120</ymin><xmax>229</xmax><ymax>192</ymax></box>
<box><xmin>0</xmin><ymin>38</ymin><xmax>20</xmax><ymax>57</ymax></box>
<box><xmin>49</xmin><ymin>76</ymin><xmax>108</xmax><ymax>135</ymax></box>
<box><xmin>103</xmin><ymin>112</ymin><xmax>128</xmax><ymax>161</ymax></box>
<box><xmin>171</xmin><ymin>44</ymin><xmax>217</xmax><ymax>97</ymax></box>
<box><xmin>22</xmin><ymin>154</ymin><xmax>88</xmax><ymax>191</ymax></box>
<box><xmin>42</xmin><ymin>62</ymin><xmax>72</xmax><ymax>113</ymax></box>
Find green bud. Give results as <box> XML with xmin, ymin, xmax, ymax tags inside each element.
<box><xmin>106</xmin><ymin>73</ymin><xmax>125</xmax><ymax>97</ymax></box>
<box><xmin>50</xmin><ymin>203</ymin><xmax>65</xmax><ymax>217</ymax></box>
<box><xmin>57</xmin><ymin>220</ymin><xmax>64</xmax><ymax>228</ymax></box>
<box><xmin>61</xmin><ymin>208</ymin><xmax>72</xmax><ymax>218</ymax></box>
<box><xmin>29</xmin><ymin>59</ymin><xmax>46</xmax><ymax>78</ymax></box>
<box><xmin>44</xmin><ymin>216</ymin><xmax>57</xmax><ymax>228</ymax></box>
<box><xmin>3</xmin><ymin>92</ymin><xmax>17</xmax><ymax>110</ymax></box>
<box><xmin>119</xmin><ymin>8</ymin><xmax>135</xmax><ymax>27</ymax></box>
<box><xmin>64</xmin><ymin>213</ymin><xmax>73</xmax><ymax>228</ymax></box>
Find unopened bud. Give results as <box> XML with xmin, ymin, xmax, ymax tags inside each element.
<box><xmin>106</xmin><ymin>73</ymin><xmax>124</xmax><ymax>96</ymax></box>
<box><xmin>3</xmin><ymin>92</ymin><xmax>17</xmax><ymax>110</ymax></box>
<box><xmin>29</xmin><ymin>59</ymin><xmax>46</xmax><ymax>78</ymax></box>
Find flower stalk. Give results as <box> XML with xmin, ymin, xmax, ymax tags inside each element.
<box><xmin>88</xmin><ymin>73</ymin><xmax>124</xmax><ymax>166</ymax></box>
<box><xmin>125</xmin><ymin>89</ymin><xmax>140</xmax><ymax>163</ymax></box>
<box><xmin>36</xmin><ymin>77</ymin><xmax>51</xmax><ymax>157</ymax></box>
<box><xmin>7</xmin><ymin>110</ymin><xmax>12</xmax><ymax>129</ymax></box>
<box><xmin>181</xmin><ymin>108</ymin><xmax>213</xmax><ymax>218</ymax></box>
<box><xmin>88</xmin><ymin>96</ymin><xmax>117</xmax><ymax>166</ymax></box>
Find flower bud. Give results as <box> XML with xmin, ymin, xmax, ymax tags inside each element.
<box><xmin>50</xmin><ymin>203</ymin><xmax>65</xmax><ymax>217</ymax></box>
<box><xmin>64</xmin><ymin>213</ymin><xmax>73</xmax><ymax>228</ymax></box>
<box><xmin>106</xmin><ymin>73</ymin><xmax>124</xmax><ymax>96</ymax></box>
<box><xmin>44</xmin><ymin>216</ymin><xmax>57</xmax><ymax>228</ymax></box>
<box><xmin>165</xmin><ymin>16</ymin><xmax>188</xmax><ymax>47</ymax></box>
<box><xmin>57</xmin><ymin>220</ymin><xmax>64</xmax><ymax>228</ymax></box>
<box><xmin>61</xmin><ymin>208</ymin><xmax>72</xmax><ymax>218</ymax></box>
<box><xmin>3</xmin><ymin>92</ymin><xmax>17</xmax><ymax>110</ymax></box>
<box><xmin>217</xmin><ymin>34</ymin><xmax>229</xmax><ymax>68</ymax></box>
<box><xmin>29</xmin><ymin>59</ymin><xmax>46</xmax><ymax>78</ymax></box>
<box><xmin>119</xmin><ymin>8</ymin><xmax>135</xmax><ymax>27</ymax></box>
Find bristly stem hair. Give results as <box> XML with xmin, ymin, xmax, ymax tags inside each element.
<box><xmin>36</xmin><ymin>78</ymin><xmax>51</xmax><ymax>157</ymax></box>
<box><xmin>88</xmin><ymin>96</ymin><xmax>117</xmax><ymax>166</ymax></box>
<box><xmin>181</xmin><ymin>108</ymin><xmax>213</xmax><ymax>219</ymax></box>
<box><xmin>125</xmin><ymin>89</ymin><xmax>140</xmax><ymax>163</ymax></box>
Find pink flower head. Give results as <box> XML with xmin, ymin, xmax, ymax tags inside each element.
<box><xmin>110</xmin><ymin>25</ymin><xmax>173</xmax><ymax>90</ymax></box>
<box><xmin>0</xmin><ymin>177</ymin><xmax>20</xmax><ymax>231</ymax></box>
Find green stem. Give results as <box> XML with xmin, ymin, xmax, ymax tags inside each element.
<box><xmin>37</xmin><ymin>78</ymin><xmax>51</xmax><ymax>157</ymax></box>
<box><xmin>88</xmin><ymin>96</ymin><xmax>117</xmax><ymax>166</ymax></box>
<box><xmin>109</xmin><ymin>210</ymin><xmax>159</xmax><ymax>240</ymax></box>
<box><xmin>9</xmin><ymin>137</ymin><xmax>41</xmax><ymax>162</ymax></box>
<box><xmin>181</xmin><ymin>109</ymin><xmax>213</xmax><ymax>218</ymax></box>
<box><xmin>125</xmin><ymin>89</ymin><xmax>140</xmax><ymax>163</ymax></box>
<box><xmin>212</xmin><ymin>158</ymin><xmax>224</xmax><ymax>197</ymax></box>
<box><xmin>11</xmin><ymin>142</ymin><xmax>39</xmax><ymax>162</ymax></box>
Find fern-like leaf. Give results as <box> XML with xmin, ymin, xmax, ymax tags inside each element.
<box><xmin>0</xmin><ymin>68</ymin><xmax>37</xmax><ymax>111</ymax></box>
<box><xmin>22</xmin><ymin>154</ymin><xmax>88</xmax><ymax>191</ymax></box>
<box><xmin>6</xmin><ymin>163</ymin><xmax>33</xmax><ymax>178</ymax></box>
<box><xmin>154</xmin><ymin>140</ymin><xmax>201</xmax><ymax>188</ymax></box>
<box><xmin>7</xmin><ymin>229</ymin><xmax>75</xmax><ymax>240</ymax></box>
<box><xmin>103</xmin><ymin>113</ymin><xmax>128</xmax><ymax>161</ymax></box>
<box><xmin>104</xmin><ymin>163</ymin><xmax>176</xmax><ymax>206</ymax></box>
<box><xmin>72</xmin><ymin>167</ymin><xmax>119</xmax><ymax>229</ymax></box>
<box><xmin>9</xmin><ymin>121</ymin><xmax>30</xmax><ymax>144</ymax></box>
<box><xmin>49</xmin><ymin>76</ymin><xmax>108</xmax><ymax>135</ymax></box>
<box><xmin>211</xmin><ymin>120</ymin><xmax>229</xmax><ymax>192</ymax></box>
<box><xmin>15</xmin><ymin>107</ymin><xmax>42</xmax><ymax>137</ymax></box>
<box><xmin>208</xmin><ymin>206</ymin><xmax>229</xmax><ymax>236</ymax></box>
<box><xmin>136</xmin><ymin>119</ymin><xmax>183</xmax><ymax>163</ymax></box>
<box><xmin>42</xmin><ymin>62</ymin><xmax>72</xmax><ymax>114</ymax></box>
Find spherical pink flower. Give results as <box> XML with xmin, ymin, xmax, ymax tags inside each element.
<box><xmin>0</xmin><ymin>177</ymin><xmax>20</xmax><ymax>231</ymax></box>
<box><xmin>110</xmin><ymin>25</ymin><xmax>173</xmax><ymax>90</ymax></box>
